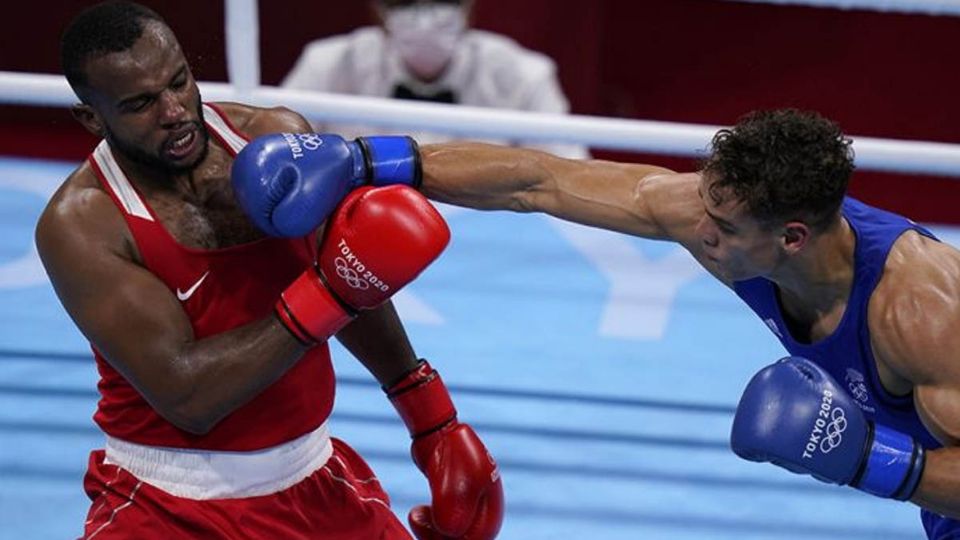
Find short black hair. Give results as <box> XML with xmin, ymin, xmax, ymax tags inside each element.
<box><xmin>701</xmin><ymin>109</ymin><xmax>855</xmax><ymax>232</ymax></box>
<box><xmin>60</xmin><ymin>1</ymin><xmax>166</xmax><ymax>93</ymax></box>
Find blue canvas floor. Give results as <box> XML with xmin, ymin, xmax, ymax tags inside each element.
<box><xmin>0</xmin><ymin>156</ymin><xmax>937</xmax><ymax>539</ymax></box>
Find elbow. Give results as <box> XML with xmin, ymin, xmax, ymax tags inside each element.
<box><xmin>511</xmin><ymin>170</ymin><xmax>557</xmax><ymax>214</ymax></box>
<box><xmin>511</xmin><ymin>191</ymin><xmax>541</xmax><ymax>213</ymax></box>
<box><xmin>161</xmin><ymin>403</ymin><xmax>219</xmax><ymax>435</ymax></box>
<box><xmin>510</xmin><ymin>151</ymin><xmax>562</xmax><ymax>214</ymax></box>
<box><xmin>150</xmin><ymin>374</ymin><xmax>221</xmax><ymax>435</ymax></box>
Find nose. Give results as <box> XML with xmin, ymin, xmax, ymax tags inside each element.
<box><xmin>696</xmin><ymin>214</ymin><xmax>719</xmax><ymax>248</ymax></box>
<box><xmin>157</xmin><ymin>89</ymin><xmax>188</xmax><ymax>127</ymax></box>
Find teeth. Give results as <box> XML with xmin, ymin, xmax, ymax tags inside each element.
<box><xmin>172</xmin><ymin>132</ymin><xmax>192</xmax><ymax>149</ymax></box>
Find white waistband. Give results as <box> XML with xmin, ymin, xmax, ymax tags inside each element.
<box><xmin>103</xmin><ymin>422</ymin><xmax>333</xmax><ymax>500</ymax></box>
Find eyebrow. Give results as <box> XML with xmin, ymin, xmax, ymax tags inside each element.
<box><xmin>706</xmin><ymin>208</ymin><xmax>737</xmax><ymax>230</ymax></box>
<box><xmin>116</xmin><ymin>65</ymin><xmax>187</xmax><ymax>108</ymax></box>
<box><xmin>697</xmin><ymin>185</ymin><xmax>737</xmax><ymax>230</ymax></box>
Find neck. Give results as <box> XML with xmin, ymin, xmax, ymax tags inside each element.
<box><xmin>770</xmin><ymin>217</ymin><xmax>856</xmax><ymax>315</ymax></box>
<box><xmin>109</xmin><ymin>142</ymin><xmax>210</xmax><ymax>201</ymax></box>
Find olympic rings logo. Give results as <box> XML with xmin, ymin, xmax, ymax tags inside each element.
<box><xmin>298</xmin><ymin>133</ymin><xmax>325</xmax><ymax>151</ymax></box>
<box><xmin>819</xmin><ymin>407</ymin><xmax>847</xmax><ymax>453</ymax></box>
<box><xmin>848</xmin><ymin>381</ymin><xmax>869</xmax><ymax>402</ymax></box>
<box><xmin>334</xmin><ymin>257</ymin><xmax>369</xmax><ymax>290</ymax></box>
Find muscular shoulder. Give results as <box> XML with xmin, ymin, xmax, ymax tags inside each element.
<box><xmin>36</xmin><ymin>162</ymin><xmax>131</xmax><ymax>262</ymax></box>
<box><xmin>209</xmin><ymin>102</ymin><xmax>312</xmax><ymax>138</ymax></box>
<box><xmin>870</xmin><ymin>231</ymin><xmax>960</xmax><ymax>383</ymax></box>
<box><xmin>871</xmin><ymin>232</ymin><xmax>960</xmax><ymax>445</ymax></box>
<box><xmin>640</xmin><ymin>172</ymin><xmax>704</xmax><ymax>238</ymax></box>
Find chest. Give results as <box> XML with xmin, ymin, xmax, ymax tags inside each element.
<box><xmin>778</xmin><ymin>292</ymin><xmax>911</xmax><ymax>396</ymax></box>
<box><xmin>146</xmin><ymin>169</ymin><xmax>264</xmax><ymax>250</ymax></box>
<box><xmin>779</xmin><ymin>299</ymin><xmax>846</xmax><ymax>345</ymax></box>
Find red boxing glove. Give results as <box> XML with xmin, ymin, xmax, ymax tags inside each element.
<box><xmin>387</xmin><ymin>361</ymin><xmax>504</xmax><ymax>540</ymax></box>
<box><xmin>276</xmin><ymin>185</ymin><xmax>450</xmax><ymax>344</ymax></box>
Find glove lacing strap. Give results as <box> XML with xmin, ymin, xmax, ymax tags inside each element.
<box><xmin>275</xmin><ymin>265</ymin><xmax>357</xmax><ymax>346</ymax></box>
<box><xmin>355</xmin><ymin>137</ymin><xmax>423</xmax><ymax>189</ymax></box>
<box><xmin>849</xmin><ymin>422</ymin><xmax>926</xmax><ymax>500</ymax></box>
<box><xmin>386</xmin><ymin>360</ymin><xmax>457</xmax><ymax>438</ymax></box>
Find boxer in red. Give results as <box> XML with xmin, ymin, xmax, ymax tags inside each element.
<box><xmin>36</xmin><ymin>2</ymin><xmax>503</xmax><ymax>538</ymax></box>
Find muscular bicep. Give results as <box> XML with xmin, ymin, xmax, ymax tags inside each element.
<box><xmin>36</xmin><ymin>193</ymin><xmax>194</xmax><ymax>414</ymax></box>
<box><xmin>916</xmin><ymin>386</ymin><xmax>960</xmax><ymax>446</ymax></box>
<box><xmin>533</xmin><ymin>164</ymin><xmax>712</xmax><ymax>272</ymax></box>
<box><xmin>524</xmin><ymin>159</ymin><xmax>686</xmax><ymax>238</ymax></box>
<box><xmin>423</xmin><ymin>143</ymin><xmax>702</xmax><ymax>238</ymax></box>
<box><xmin>872</xmin><ymin>243</ymin><xmax>960</xmax><ymax>446</ymax></box>
<box><xmin>910</xmin><ymin>310</ymin><xmax>960</xmax><ymax>446</ymax></box>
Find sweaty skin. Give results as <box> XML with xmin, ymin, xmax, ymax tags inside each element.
<box><xmin>417</xmin><ymin>141</ymin><xmax>960</xmax><ymax>519</ymax></box>
<box><xmin>36</xmin><ymin>21</ymin><xmax>418</xmax><ymax>435</ymax></box>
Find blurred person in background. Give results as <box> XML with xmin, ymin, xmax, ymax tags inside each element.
<box><xmin>282</xmin><ymin>0</ymin><xmax>589</xmax><ymax>158</ymax></box>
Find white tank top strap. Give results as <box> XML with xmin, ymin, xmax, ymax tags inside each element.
<box><xmin>91</xmin><ymin>141</ymin><xmax>153</xmax><ymax>221</ymax></box>
<box><xmin>90</xmin><ymin>104</ymin><xmax>245</xmax><ymax>220</ymax></box>
<box><xmin>103</xmin><ymin>421</ymin><xmax>333</xmax><ymax>500</ymax></box>
<box><xmin>202</xmin><ymin>103</ymin><xmax>248</xmax><ymax>154</ymax></box>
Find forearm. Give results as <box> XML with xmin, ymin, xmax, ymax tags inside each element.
<box><xmin>335</xmin><ymin>300</ymin><xmax>419</xmax><ymax>386</ymax></box>
<box><xmin>912</xmin><ymin>447</ymin><xmax>960</xmax><ymax>519</ymax></box>
<box><xmin>165</xmin><ymin>315</ymin><xmax>306</xmax><ymax>434</ymax></box>
<box><xmin>419</xmin><ymin>142</ymin><xmax>555</xmax><ymax>212</ymax></box>
<box><xmin>420</xmin><ymin>141</ymin><xmax>677</xmax><ymax>237</ymax></box>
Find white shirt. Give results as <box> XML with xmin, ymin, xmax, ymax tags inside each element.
<box><xmin>282</xmin><ymin>27</ymin><xmax>589</xmax><ymax>159</ymax></box>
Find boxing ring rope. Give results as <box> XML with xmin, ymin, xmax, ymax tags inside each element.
<box><xmin>724</xmin><ymin>0</ymin><xmax>960</xmax><ymax>16</ymax></box>
<box><xmin>3</xmin><ymin>70</ymin><xmax>960</xmax><ymax>178</ymax></box>
<box><xmin>3</xmin><ymin>0</ymin><xmax>960</xmax><ymax>177</ymax></box>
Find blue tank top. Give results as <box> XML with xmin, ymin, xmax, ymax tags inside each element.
<box><xmin>733</xmin><ymin>197</ymin><xmax>940</xmax><ymax>450</ymax></box>
<box><xmin>735</xmin><ymin>197</ymin><xmax>954</xmax><ymax>539</ymax></box>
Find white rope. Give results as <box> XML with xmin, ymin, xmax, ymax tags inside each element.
<box><xmin>2</xmin><ymin>71</ymin><xmax>959</xmax><ymax>178</ymax></box>
<box><xmin>722</xmin><ymin>0</ymin><xmax>960</xmax><ymax>16</ymax></box>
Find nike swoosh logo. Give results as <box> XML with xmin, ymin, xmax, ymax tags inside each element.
<box><xmin>176</xmin><ymin>271</ymin><xmax>210</xmax><ymax>302</ymax></box>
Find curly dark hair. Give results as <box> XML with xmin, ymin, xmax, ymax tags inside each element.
<box><xmin>701</xmin><ymin>109</ymin><xmax>854</xmax><ymax>232</ymax></box>
<box><xmin>60</xmin><ymin>1</ymin><xmax>165</xmax><ymax>96</ymax></box>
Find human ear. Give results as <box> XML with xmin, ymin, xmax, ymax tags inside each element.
<box><xmin>782</xmin><ymin>221</ymin><xmax>810</xmax><ymax>254</ymax></box>
<box><xmin>70</xmin><ymin>103</ymin><xmax>105</xmax><ymax>137</ymax></box>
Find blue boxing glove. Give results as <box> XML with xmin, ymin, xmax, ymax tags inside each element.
<box><xmin>731</xmin><ymin>356</ymin><xmax>925</xmax><ymax>501</ymax></box>
<box><xmin>231</xmin><ymin>133</ymin><xmax>420</xmax><ymax>237</ymax></box>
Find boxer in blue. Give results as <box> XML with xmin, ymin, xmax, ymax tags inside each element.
<box><xmin>230</xmin><ymin>109</ymin><xmax>960</xmax><ymax>538</ymax></box>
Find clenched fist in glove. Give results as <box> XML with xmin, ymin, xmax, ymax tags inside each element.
<box><xmin>232</xmin><ymin>132</ymin><xmax>419</xmax><ymax>237</ymax></box>
<box><xmin>386</xmin><ymin>361</ymin><xmax>504</xmax><ymax>540</ymax></box>
<box><xmin>275</xmin><ymin>185</ymin><xmax>447</xmax><ymax>345</ymax></box>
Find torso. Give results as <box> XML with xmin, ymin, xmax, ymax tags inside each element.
<box><xmin>776</xmin><ymin>230</ymin><xmax>921</xmax><ymax>397</ymax></box>
<box><xmin>65</xmin><ymin>104</ymin><xmax>267</xmax><ymax>255</ymax></box>
<box><xmin>777</xmin><ymin>228</ymin><xmax>959</xmax><ymax>399</ymax></box>
<box><xmin>65</xmin><ymin>102</ymin><xmax>335</xmax><ymax>451</ymax></box>
<box><xmin>732</xmin><ymin>197</ymin><xmax>943</xmax><ymax>448</ymax></box>
<box><xmin>777</xmin><ymin>285</ymin><xmax>849</xmax><ymax>346</ymax></box>
<box><xmin>133</xmin><ymin>143</ymin><xmax>263</xmax><ymax>250</ymax></box>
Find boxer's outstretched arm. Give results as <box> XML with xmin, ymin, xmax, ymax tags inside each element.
<box><xmin>419</xmin><ymin>142</ymin><xmax>704</xmax><ymax>244</ymax></box>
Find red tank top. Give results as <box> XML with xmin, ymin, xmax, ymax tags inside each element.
<box><xmin>87</xmin><ymin>103</ymin><xmax>335</xmax><ymax>451</ymax></box>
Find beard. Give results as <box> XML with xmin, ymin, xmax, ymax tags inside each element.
<box><xmin>105</xmin><ymin>101</ymin><xmax>210</xmax><ymax>176</ymax></box>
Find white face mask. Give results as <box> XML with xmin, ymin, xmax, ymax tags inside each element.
<box><xmin>384</xmin><ymin>4</ymin><xmax>467</xmax><ymax>81</ymax></box>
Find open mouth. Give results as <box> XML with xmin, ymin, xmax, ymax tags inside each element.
<box><xmin>165</xmin><ymin>128</ymin><xmax>199</xmax><ymax>160</ymax></box>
